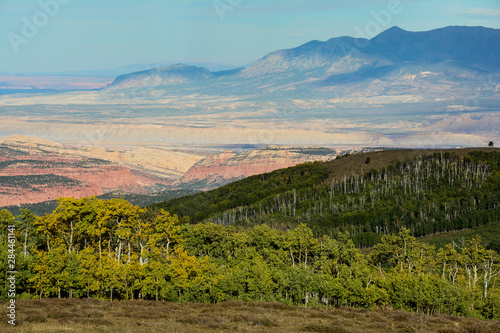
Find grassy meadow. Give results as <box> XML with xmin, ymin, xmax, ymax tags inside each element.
<box><xmin>4</xmin><ymin>299</ymin><xmax>500</xmax><ymax>333</ymax></box>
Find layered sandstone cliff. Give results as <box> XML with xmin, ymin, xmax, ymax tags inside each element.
<box><xmin>178</xmin><ymin>146</ymin><xmax>340</xmax><ymax>190</ymax></box>
<box><xmin>0</xmin><ymin>136</ymin><xmax>202</xmax><ymax>206</ymax></box>
<box><xmin>0</xmin><ymin>136</ymin><xmax>341</xmax><ymax>207</ymax></box>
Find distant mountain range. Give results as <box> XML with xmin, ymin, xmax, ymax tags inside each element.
<box><xmin>108</xmin><ymin>26</ymin><xmax>500</xmax><ymax>91</ymax></box>
<box><xmin>1</xmin><ymin>26</ymin><xmax>499</xmax><ymax>149</ymax></box>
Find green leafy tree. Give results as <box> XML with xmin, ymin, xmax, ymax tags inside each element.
<box><xmin>18</xmin><ymin>209</ymin><xmax>40</xmax><ymax>256</ymax></box>
<box><xmin>285</xmin><ymin>224</ymin><xmax>318</xmax><ymax>267</ymax></box>
<box><xmin>63</xmin><ymin>251</ymin><xmax>82</xmax><ymax>298</ymax></box>
<box><xmin>370</xmin><ymin>228</ymin><xmax>423</xmax><ymax>273</ymax></box>
<box><xmin>29</xmin><ymin>246</ymin><xmax>68</xmax><ymax>298</ymax></box>
<box><xmin>78</xmin><ymin>246</ymin><xmax>100</xmax><ymax>298</ymax></box>
<box><xmin>29</xmin><ymin>249</ymin><xmax>51</xmax><ymax>298</ymax></box>
<box><xmin>151</xmin><ymin>209</ymin><xmax>180</xmax><ymax>259</ymax></box>
<box><xmin>437</xmin><ymin>243</ymin><xmax>463</xmax><ymax>283</ymax></box>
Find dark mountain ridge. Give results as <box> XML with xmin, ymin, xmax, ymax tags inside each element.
<box><xmin>366</xmin><ymin>26</ymin><xmax>500</xmax><ymax>69</ymax></box>
<box><xmin>242</xmin><ymin>26</ymin><xmax>500</xmax><ymax>77</ymax></box>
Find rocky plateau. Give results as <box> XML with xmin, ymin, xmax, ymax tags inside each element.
<box><xmin>0</xmin><ymin>136</ymin><xmax>343</xmax><ymax>207</ymax></box>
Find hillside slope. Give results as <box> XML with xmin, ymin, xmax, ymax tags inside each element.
<box><xmin>150</xmin><ymin>148</ymin><xmax>500</xmax><ymax>246</ymax></box>
<box><xmin>109</xmin><ymin>63</ymin><xmax>214</xmax><ymax>89</ymax></box>
<box><xmin>241</xmin><ymin>26</ymin><xmax>500</xmax><ymax>78</ymax></box>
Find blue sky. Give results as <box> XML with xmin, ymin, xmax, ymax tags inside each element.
<box><xmin>1</xmin><ymin>0</ymin><xmax>500</xmax><ymax>73</ymax></box>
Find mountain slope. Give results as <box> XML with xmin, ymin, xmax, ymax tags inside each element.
<box><xmin>366</xmin><ymin>26</ymin><xmax>500</xmax><ymax>69</ymax></box>
<box><xmin>241</xmin><ymin>26</ymin><xmax>500</xmax><ymax>78</ymax></box>
<box><xmin>239</xmin><ymin>36</ymin><xmax>381</xmax><ymax>77</ymax></box>
<box><xmin>149</xmin><ymin>148</ymin><xmax>500</xmax><ymax>247</ymax></box>
<box><xmin>109</xmin><ymin>63</ymin><xmax>213</xmax><ymax>89</ymax></box>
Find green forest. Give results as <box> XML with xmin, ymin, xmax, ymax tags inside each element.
<box><xmin>2</xmin><ymin>150</ymin><xmax>500</xmax><ymax>320</ymax></box>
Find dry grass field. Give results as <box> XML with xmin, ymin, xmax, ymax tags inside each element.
<box><xmin>2</xmin><ymin>299</ymin><xmax>500</xmax><ymax>333</ymax></box>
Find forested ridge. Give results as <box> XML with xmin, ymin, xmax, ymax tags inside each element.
<box><xmin>2</xmin><ymin>149</ymin><xmax>500</xmax><ymax>320</ymax></box>
<box><xmin>150</xmin><ymin>149</ymin><xmax>500</xmax><ymax>247</ymax></box>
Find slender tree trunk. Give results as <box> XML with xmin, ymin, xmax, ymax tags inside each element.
<box><xmin>99</xmin><ymin>236</ymin><xmax>102</xmax><ymax>260</ymax></box>
<box><xmin>24</xmin><ymin>228</ymin><xmax>28</xmax><ymax>256</ymax></box>
<box><xmin>117</xmin><ymin>240</ymin><xmax>122</xmax><ymax>263</ymax></box>
<box><xmin>69</xmin><ymin>222</ymin><xmax>74</xmax><ymax>253</ymax></box>
<box><xmin>128</xmin><ymin>242</ymin><xmax>131</xmax><ymax>263</ymax></box>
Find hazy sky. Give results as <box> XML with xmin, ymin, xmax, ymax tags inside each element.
<box><xmin>1</xmin><ymin>0</ymin><xmax>500</xmax><ymax>73</ymax></box>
